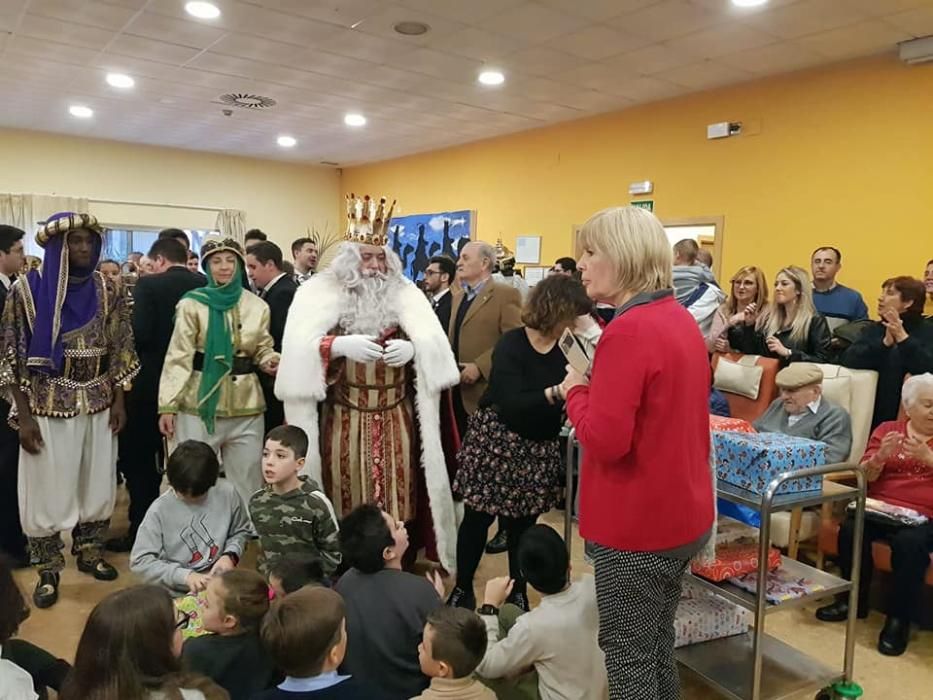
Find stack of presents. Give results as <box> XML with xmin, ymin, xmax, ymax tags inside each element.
<box><xmin>673</xmin><ymin>416</ymin><xmax>829</xmax><ymax>649</ymax></box>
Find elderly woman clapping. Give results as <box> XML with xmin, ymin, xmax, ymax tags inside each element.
<box><xmin>816</xmin><ymin>373</ymin><xmax>933</xmax><ymax>657</ymax></box>
<box><xmin>560</xmin><ymin>206</ymin><xmax>714</xmax><ymax>699</ymax></box>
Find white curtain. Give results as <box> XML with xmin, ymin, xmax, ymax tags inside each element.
<box><xmin>0</xmin><ymin>193</ymin><xmax>90</xmax><ymax>257</ymax></box>
<box><xmin>215</xmin><ymin>209</ymin><xmax>246</xmax><ymax>245</ymax></box>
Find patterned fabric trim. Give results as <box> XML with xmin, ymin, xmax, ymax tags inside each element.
<box><xmin>28</xmin><ymin>534</ymin><xmax>65</xmax><ymax>573</ymax></box>
<box><xmin>73</xmin><ymin>518</ymin><xmax>110</xmax><ymax>561</ymax></box>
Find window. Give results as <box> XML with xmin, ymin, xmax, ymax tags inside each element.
<box><xmin>100</xmin><ymin>227</ymin><xmax>216</xmax><ymax>262</ymax></box>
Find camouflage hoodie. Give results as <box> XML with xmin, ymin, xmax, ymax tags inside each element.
<box><xmin>249</xmin><ymin>475</ymin><xmax>341</xmax><ymax>575</ymax></box>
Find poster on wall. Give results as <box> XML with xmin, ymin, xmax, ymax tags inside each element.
<box><xmin>388</xmin><ymin>209</ymin><xmax>475</xmax><ymax>282</ymax></box>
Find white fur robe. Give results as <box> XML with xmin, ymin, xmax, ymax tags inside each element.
<box><xmin>275</xmin><ymin>273</ymin><xmax>461</xmax><ymax>572</ymax></box>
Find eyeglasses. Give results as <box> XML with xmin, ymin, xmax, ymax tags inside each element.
<box><xmin>175</xmin><ymin>610</ymin><xmax>194</xmax><ymax>631</ymax></box>
<box><xmin>424</xmin><ymin>269</ymin><xmax>442</xmax><ymax>277</ymax></box>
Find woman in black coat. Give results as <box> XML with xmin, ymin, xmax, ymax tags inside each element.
<box><xmin>842</xmin><ymin>276</ymin><xmax>933</xmax><ymax>428</ymax></box>
<box><xmin>734</xmin><ymin>265</ymin><xmax>831</xmax><ymax>366</ymax></box>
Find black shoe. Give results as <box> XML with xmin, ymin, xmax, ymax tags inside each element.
<box><xmin>104</xmin><ymin>534</ymin><xmax>135</xmax><ymax>553</ymax></box>
<box><xmin>878</xmin><ymin>616</ymin><xmax>910</xmax><ymax>656</ymax></box>
<box><xmin>485</xmin><ymin>530</ymin><xmax>508</xmax><ymax>555</ymax></box>
<box><xmin>506</xmin><ymin>589</ymin><xmax>530</xmax><ymax>613</ymax></box>
<box><xmin>33</xmin><ymin>571</ymin><xmax>59</xmax><ymax>609</ymax></box>
<box><xmin>77</xmin><ymin>556</ymin><xmax>119</xmax><ymax>581</ymax></box>
<box><xmin>815</xmin><ymin>600</ymin><xmax>868</xmax><ymax>622</ymax></box>
<box><xmin>446</xmin><ymin>586</ymin><xmax>476</xmax><ymax>611</ymax></box>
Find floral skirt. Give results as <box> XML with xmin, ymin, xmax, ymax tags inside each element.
<box><xmin>453</xmin><ymin>408</ymin><xmax>563</xmax><ymax>518</ymax></box>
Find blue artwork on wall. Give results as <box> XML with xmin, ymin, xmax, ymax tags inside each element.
<box><xmin>388</xmin><ymin>209</ymin><xmax>474</xmax><ymax>282</ymax></box>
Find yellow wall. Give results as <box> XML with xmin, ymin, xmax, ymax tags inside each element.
<box><xmin>343</xmin><ymin>54</ymin><xmax>933</xmax><ymax>308</ymax></box>
<box><xmin>0</xmin><ymin>129</ymin><xmax>341</xmax><ymax>250</ymax></box>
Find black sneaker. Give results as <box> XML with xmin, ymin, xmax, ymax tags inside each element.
<box><xmin>815</xmin><ymin>600</ymin><xmax>868</xmax><ymax>622</ymax></box>
<box><xmin>506</xmin><ymin>589</ymin><xmax>530</xmax><ymax>613</ymax></box>
<box><xmin>77</xmin><ymin>556</ymin><xmax>119</xmax><ymax>581</ymax></box>
<box><xmin>484</xmin><ymin>530</ymin><xmax>508</xmax><ymax>555</ymax></box>
<box><xmin>446</xmin><ymin>586</ymin><xmax>476</xmax><ymax>611</ymax></box>
<box><xmin>33</xmin><ymin>571</ymin><xmax>60</xmax><ymax>609</ymax></box>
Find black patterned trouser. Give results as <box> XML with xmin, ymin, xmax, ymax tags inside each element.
<box><xmin>592</xmin><ymin>544</ymin><xmax>689</xmax><ymax>700</ymax></box>
<box><xmin>28</xmin><ymin>519</ymin><xmax>110</xmax><ymax>573</ymax></box>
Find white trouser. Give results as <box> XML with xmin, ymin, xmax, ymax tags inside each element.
<box><xmin>18</xmin><ymin>410</ymin><xmax>117</xmax><ymax>538</ymax></box>
<box><xmin>174</xmin><ymin>413</ymin><xmax>264</xmax><ymax>505</ymax></box>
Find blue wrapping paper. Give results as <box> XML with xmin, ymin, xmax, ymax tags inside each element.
<box><xmin>713</xmin><ymin>431</ymin><xmax>826</xmax><ymax>495</ymax></box>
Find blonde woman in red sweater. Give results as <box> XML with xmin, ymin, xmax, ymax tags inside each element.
<box><xmin>561</xmin><ymin>206</ymin><xmax>715</xmax><ymax>700</ymax></box>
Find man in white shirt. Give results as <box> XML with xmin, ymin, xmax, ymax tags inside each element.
<box><xmin>424</xmin><ymin>255</ymin><xmax>456</xmax><ymax>332</ymax></box>
<box><xmin>753</xmin><ymin>363</ymin><xmax>852</xmax><ymax>463</ymax></box>
<box><xmin>291</xmin><ymin>236</ymin><xmax>319</xmax><ymax>285</ymax></box>
<box><xmin>474</xmin><ymin>525</ymin><xmax>608</xmax><ymax>700</ymax></box>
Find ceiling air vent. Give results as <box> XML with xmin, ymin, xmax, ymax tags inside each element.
<box><xmin>218</xmin><ymin>93</ymin><xmax>277</xmax><ymax>109</ymax></box>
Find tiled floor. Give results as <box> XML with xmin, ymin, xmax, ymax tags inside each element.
<box><xmin>12</xmin><ymin>491</ymin><xmax>933</xmax><ymax>699</ymax></box>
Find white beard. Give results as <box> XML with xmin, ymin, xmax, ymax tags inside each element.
<box><xmin>338</xmin><ymin>273</ymin><xmax>401</xmax><ymax>335</ymax></box>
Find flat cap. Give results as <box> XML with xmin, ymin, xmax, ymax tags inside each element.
<box><xmin>776</xmin><ymin>362</ymin><xmax>823</xmax><ymax>390</ymax></box>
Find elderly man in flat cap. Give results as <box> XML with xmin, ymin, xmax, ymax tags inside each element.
<box><xmin>0</xmin><ymin>212</ymin><xmax>139</xmax><ymax>608</ymax></box>
<box><xmin>753</xmin><ymin>362</ymin><xmax>853</xmax><ymax>463</ymax></box>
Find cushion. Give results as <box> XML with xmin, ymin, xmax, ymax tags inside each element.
<box><xmin>812</xmin><ymin>364</ymin><xmax>878</xmax><ymax>463</ymax></box>
<box><xmin>714</xmin><ymin>356</ymin><xmax>764</xmax><ymax>400</ymax></box>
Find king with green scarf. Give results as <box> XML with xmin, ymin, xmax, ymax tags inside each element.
<box><xmin>158</xmin><ymin>236</ymin><xmax>279</xmax><ymax>504</ymax></box>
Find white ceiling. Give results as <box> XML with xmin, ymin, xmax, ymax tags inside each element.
<box><xmin>1</xmin><ymin>0</ymin><xmax>931</xmax><ymax>166</ymax></box>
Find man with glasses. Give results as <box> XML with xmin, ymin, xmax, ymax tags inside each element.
<box><xmin>424</xmin><ymin>255</ymin><xmax>456</xmax><ymax>331</ymax></box>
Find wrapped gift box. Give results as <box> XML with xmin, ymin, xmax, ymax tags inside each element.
<box><xmin>691</xmin><ymin>542</ymin><xmax>782</xmax><ymax>582</ymax></box>
<box><xmin>675</xmin><ymin>592</ymin><xmax>752</xmax><ymax>648</ymax></box>
<box><xmin>709</xmin><ymin>415</ymin><xmax>756</xmax><ymax>434</ymax></box>
<box><xmin>728</xmin><ymin>566</ymin><xmax>827</xmax><ymax>604</ymax></box>
<box><xmin>713</xmin><ymin>431</ymin><xmax>826</xmax><ymax>495</ymax></box>
<box><xmin>716</xmin><ymin>516</ymin><xmax>760</xmax><ymax>545</ymax></box>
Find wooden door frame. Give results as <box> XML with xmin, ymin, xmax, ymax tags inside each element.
<box><xmin>661</xmin><ymin>215</ymin><xmax>725</xmax><ymax>280</ymax></box>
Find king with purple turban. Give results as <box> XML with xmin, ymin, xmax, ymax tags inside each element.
<box><xmin>0</xmin><ymin>212</ymin><xmax>139</xmax><ymax>608</ymax></box>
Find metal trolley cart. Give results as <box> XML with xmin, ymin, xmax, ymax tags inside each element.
<box><xmin>564</xmin><ymin>430</ymin><xmax>867</xmax><ymax>700</ymax></box>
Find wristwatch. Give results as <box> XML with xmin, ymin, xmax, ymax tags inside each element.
<box><xmin>477</xmin><ymin>604</ymin><xmax>499</xmax><ymax>616</ymax></box>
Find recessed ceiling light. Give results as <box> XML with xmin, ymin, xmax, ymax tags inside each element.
<box><xmin>185</xmin><ymin>1</ymin><xmax>221</xmax><ymax>19</ymax></box>
<box><xmin>69</xmin><ymin>105</ymin><xmax>94</xmax><ymax>118</ymax></box>
<box><xmin>106</xmin><ymin>72</ymin><xmax>135</xmax><ymax>89</ymax></box>
<box><xmin>394</xmin><ymin>21</ymin><xmax>430</xmax><ymax>36</ymax></box>
<box><xmin>344</xmin><ymin>113</ymin><xmax>366</xmax><ymax>127</ymax></box>
<box><xmin>731</xmin><ymin>0</ymin><xmax>768</xmax><ymax>7</ymax></box>
<box><xmin>277</xmin><ymin>135</ymin><xmax>297</xmax><ymax>148</ymax></box>
<box><xmin>478</xmin><ymin>69</ymin><xmax>505</xmax><ymax>86</ymax></box>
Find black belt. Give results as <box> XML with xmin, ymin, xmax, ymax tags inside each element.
<box><xmin>193</xmin><ymin>352</ymin><xmax>255</xmax><ymax>375</ymax></box>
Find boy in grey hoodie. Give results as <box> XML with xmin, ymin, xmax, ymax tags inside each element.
<box><xmin>130</xmin><ymin>440</ymin><xmax>252</xmax><ymax>595</ymax></box>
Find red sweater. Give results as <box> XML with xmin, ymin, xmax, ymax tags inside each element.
<box><xmin>566</xmin><ymin>294</ymin><xmax>714</xmax><ymax>552</ymax></box>
<box><xmin>862</xmin><ymin>421</ymin><xmax>933</xmax><ymax>518</ymax></box>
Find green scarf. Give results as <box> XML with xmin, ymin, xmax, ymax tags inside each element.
<box><xmin>182</xmin><ymin>259</ymin><xmax>243</xmax><ymax>434</ymax></box>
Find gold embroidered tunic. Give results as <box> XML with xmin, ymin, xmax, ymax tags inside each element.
<box><xmin>319</xmin><ymin>328</ymin><xmax>417</xmax><ymax>522</ymax></box>
<box><xmin>158</xmin><ymin>292</ymin><xmax>278</xmax><ymax>417</ymax></box>
<box><xmin>0</xmin><ymin>274</ymin><xmax>139</xmax><ymax>420</ymax></box>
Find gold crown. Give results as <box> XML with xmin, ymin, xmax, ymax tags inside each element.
<box><xmin>36</xmin><ymin>212</ymin><xmax>101</xmax><ymax>248</ymax></box>
<box><xmin>199</xmin><ymin>235</ymin><xmax>245</xmax><ymax>265</ymax></box>
<box><xmin>345</xmin><ymin>193</ymin><xmax>395</xmax><ymax>247</ymax></box>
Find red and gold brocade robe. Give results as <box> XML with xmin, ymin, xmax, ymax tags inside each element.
<box><xmin>319</xmin><ymin>329</ymin><xmax>417</xmax><ymax>522</ymax></box>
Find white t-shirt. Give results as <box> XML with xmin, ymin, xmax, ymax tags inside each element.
<box><xmin>0</xmin><ymin>652</ymin><xmax>38</xmax><ymax>700</ymax></box>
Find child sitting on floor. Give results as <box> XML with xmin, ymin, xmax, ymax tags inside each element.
<box><xmin>254</xmin><ymin>586</ymin><xmax>385</xmax><ymax>699</ymax></box>
<box><xmin>335</xmin><ymin>504</ymin><xmax>444</xmax><ymax>700</ymax></box>
<box><xmin>182</xmin><ymin>569</ymin><xmax>279</xmax><ymax>700</ymax></box>
<box><xmin>475</xmin><ymin>525</ymin><xmax>608</xmax><ymax>700</ymax></box>
<box><xmin>130</xmin><ymin>440</ymin><xmax>252</xmax><ymax>596</ymax></box>
<box><xmin>249</xmin><ymin>426</ymin><xmax>341</xmax><ymax>578</ymax></box>
<box><xmin>414</xmin><ymin>607</ymin><xmax>495</xmax><ymax>699</ymax></box>
<box><xmin>268</xmin><ymin>553</ymin><xmax>328</xmax><ymax>600</ymax></box>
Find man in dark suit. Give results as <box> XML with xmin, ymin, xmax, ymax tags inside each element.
<box><xmin>106</xmin><ymin>237</ymin><xmax>205</xmax><ymax>551</ymax></box>
<box><xmin>246</xmin><ymin>241</ymin><xmax>297</xmax><ymax>433</ymax></box>
<box><xmin>424</xmin><ymin>255</ymin><xmax>456</xmax><ymax>332</ymax></box>
<box><xmin>0</xmin><ymin>225</ymin><xmax>27</xmax><ymax>565</ymax></box>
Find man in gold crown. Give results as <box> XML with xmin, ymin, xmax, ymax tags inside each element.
<box><xmin>276</xmin><ymin>195</ymin><xmax>460</xmax><ymax>572</ymax></box>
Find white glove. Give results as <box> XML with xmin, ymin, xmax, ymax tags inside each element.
<box><xmin>383</xmin><ymin>339</ymin><xmax>415</xmax><ymax>367</ymax></box>
<box><xmin>330</xmin><ymin>335</ymin><xmax>383</xmax><ymax>363</ymax></box>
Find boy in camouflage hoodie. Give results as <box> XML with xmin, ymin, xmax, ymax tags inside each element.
<box><xmin>249</xmin><ymin>426</ymin><xmax>341</xmax><ymax>576</ymax></box>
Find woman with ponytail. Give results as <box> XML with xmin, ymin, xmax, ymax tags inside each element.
<box><xmin>158</xmin><ymin>236</ymin><xmax>279</xmax><ymax>504</ymax></box>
